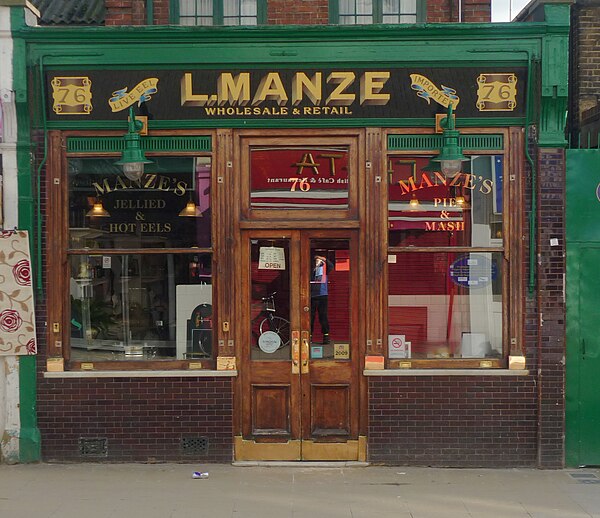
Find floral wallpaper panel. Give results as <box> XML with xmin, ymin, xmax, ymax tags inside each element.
<box><xmin>0</xmin><ymin>230</ymin><xmax>37</xmax><ymax>355</ymax></box>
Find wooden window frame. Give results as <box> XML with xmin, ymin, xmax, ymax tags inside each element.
<box><xmin>382</xmin><ymin>127</ymin><xmax>523</xmax><ymax>369</ymax></box>
<box><xmin>46</xmin><ymin>130</ymin><xmax>222</xmax><ymax>372</ymax></box>
<box><xmin>329</xmin><ymin>0</ymin><xmax>427</xmax><ymax>24</ymax></box>
<box><xmin>170</xmin><ymin>0</ymin><xmax>267</xmax><ymax>26</ymax></box>
<box><xmin>237</xmin><ymin>129</ymin><xmax>364</xmax><ymax>227</ymax></box>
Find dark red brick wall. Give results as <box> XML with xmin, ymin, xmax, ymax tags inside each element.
<box><xmin>108</xmin><ymin>0</ymin><xmax>491</xmax><ymax>26</ymax></box>
<box><xmin>154</xmin><ymin>0</ymin><xmax>170</xmax><ymax>24</ymax></box>
<box><xmin>105</xmin><ymin>0</ymin><xmax>146</xmax><ymax>26</ymax></box>
<box><xmin>37</xmin><ymin>376</ymin><xmax>234</xmax><ymax>462</ymax></box>
<box><xmin>461</xmin><ymin>0</ymin><xmax>491</xmax><ymax>22</ymax></box>
<box><xmin>569</xmin><ymin>2</ymin><xmax>600</xmax><ymax>145</ymax></box>
<box><xmin>535</xmin><ymin>148</ymin><xmax>566</xmax><ymax>468</ymax></box>
<box><xmin>368</xmin><ymin>376</ymin><xmax>538</xmax><ymax>467</ymax></box>
<box><xmin>268</xmin><ymin>0</ymin><xmax>328</xmax><ymax>25</ymax></box>
<box><xmin>574</xmin><ymin>4</ymin><xmax>600</xmax><ymax>111</ymax></box>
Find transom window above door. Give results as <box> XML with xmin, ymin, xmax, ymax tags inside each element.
<box><xmin>331</xmin><ymin>0</ymin><xmax>423</xmax><ymax>24</ymax></box>
<box><xmin>174</xmin><ymin>0</ymin><xmax>265</xmax><ymax>25</ymax></box>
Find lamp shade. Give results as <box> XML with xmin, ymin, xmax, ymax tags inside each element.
<box><xmin>86</xmin><ymin>201</ymin><xmax>110</xmax><ymax>217</ymax></box>
<box><xmin>178</xmin><ymin>200</ymin><xmax>202</xmax><ymax>217</ymax></box>
<box><xmin>431</xmin><ymin>128</ymin><xmax>469</xmax><ymax>177</ymax></box>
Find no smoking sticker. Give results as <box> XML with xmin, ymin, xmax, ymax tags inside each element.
<box><xmin>389</xmin><ymin>335</ymin><xmax>411</xmax><ymax>359</ymax></box>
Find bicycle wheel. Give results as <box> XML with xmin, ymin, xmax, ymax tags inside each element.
<box><xmin>259</xmin><ymin>316</ymin><xmax>290</xmax><ymax>348</ymax></box>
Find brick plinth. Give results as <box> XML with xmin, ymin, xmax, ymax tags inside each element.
<box><xmin>368</xmin><ymin>376</ymin><xmax>538</xmax><ymax>467</ymax></box>
<box><xmin>37</xmin><ymin>377</ymin><xmax>233</xmax><ymax>463</ymax></box>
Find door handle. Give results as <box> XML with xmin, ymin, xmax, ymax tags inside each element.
<box><xmin>301</xmin><ymin>331</ymin><xmax>310</xmax><ymax>374</ymax></box>
<box><xmin>582</xmin><ymin>338</ymin><xmax>586</xmax><ymax>359</ymax></box>
<box><xmin>292</xmin><ymin>331</ymin><xmax>300</xmax><ymax>374</ymax></box>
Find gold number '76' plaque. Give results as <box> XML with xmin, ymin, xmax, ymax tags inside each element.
<box><xmin>51</xmin><ymin>76</ymin><xmax>93</xmax><ymax>115</ymax></box>
<box><xmin>476</xmin><ymin>73</ymin><xmax>517</xmax><ymax>112</ymax></box>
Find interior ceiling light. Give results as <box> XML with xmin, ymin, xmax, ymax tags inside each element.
<box><xmin>178</xmin><ymin>199</ymin><xmax>202</xmax><ymax>217</ymax></box>
<box><xmin>86</xmin><ymin>200</ymin><xmax>110</xmax><ymax>218</ymax></box>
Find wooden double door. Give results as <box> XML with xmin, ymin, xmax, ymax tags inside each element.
<box><xmin>235</xmin><ymin>229</ymin><xmax>364</xmax><ymax>461</ymax></box>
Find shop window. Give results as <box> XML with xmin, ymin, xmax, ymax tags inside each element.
<box><xmin>173</xmin><ymin>0</ymin><xmax>265</xmax><ymax>26</ymax></box>
<box><xmin>388</xmin><ymin>252</ymin><xmax>503</xmax><ymax>360</ymax></box>
<box><xmin>388</xmin><ymin>156</ymin><xmax>503</xmax><ymax>247</ymax></box>
<box><xmin>69</xmin><ymin>157</ymin><xmax>211</xmax><ymax>249</ymax></box>
<box><xmin>249</xmin><ymin>146</ymin><xmax>350</xmax><ymax>210</ymax></box>
<box><xmin>69</xmin><ymin>252</ymin><xmax>212</xmax><ymax>361</ymax></box>
<box><xmin>387</xmin><ymin>154</ymin><xmax>506</xmax><ymax>365</ymax></box>
<box><xmin>66</xmin><ymin>156</ymin><xmax>213</xmax><ymax>364</ymax></box>
<box><xmin>331</xmin><ymin>0</ymin><xmax>424</xmax><ymax>24</ymax></box>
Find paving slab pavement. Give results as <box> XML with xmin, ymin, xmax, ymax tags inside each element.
<box><xmin>1</xmin><ymin>463</ymin><xmax>600</xmax><ymax>518</ymax></box>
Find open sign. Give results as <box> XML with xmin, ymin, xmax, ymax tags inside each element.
<box><xmin>258</xmin><ymin>247</ymin><xmax>286</xmax><ymax>270</ymax></box>
<box><xmin>262</xmin><ymin>262</ymin><xmax>283</xmax><ymax>269</ymax></box>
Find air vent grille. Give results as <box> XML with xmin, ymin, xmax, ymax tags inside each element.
<box><xmin>181</xmin><ymin>436</ymin><xmax>210</xmax><ymax>455</ymax></box>
<box><xmin>67</xmin><ymin>136</ymin><xmax>212</xmax><ymax>154</ymax></box>
<box><xmin>388</xmin><ymin>134</ymin><xmax>503</xmax><ymax>151</ymax></box>
<box><xmin>79</xmin><ymin>437</ymin><xmax>108</xmax><ymax>457</ymax></box>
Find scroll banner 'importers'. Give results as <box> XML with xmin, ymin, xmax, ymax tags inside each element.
<box><xmin>0</xmin><ymin>230</ymin><xmax>37</xmax><ymax>355</ymax></box>
<box><xmin>410</xmin><ymin>74</ymin><xmax>460</xmax><ymax>109</ymax></box>
<box><xmin>108</xmin><ymin>78</ymin><xmax>159</xmax><ymax>112</ymax></box>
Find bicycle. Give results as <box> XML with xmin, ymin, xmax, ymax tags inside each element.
<box><xmin>253</xmin><ymin>291</ymin><xmax>290</xmax><ymax>349</ymax></box>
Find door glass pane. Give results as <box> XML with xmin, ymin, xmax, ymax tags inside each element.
<box><xmin>309</xmin><ymin>239</ymin><xmax>350</xmax><ymax>360</ymax></box>
<box><xmin>250</xmin><ymin>147</ymin><xmax>350</xmax><ymax>210</ymax></box>
<box><xmin>69</xmin><ymin>156</ymin><xmax>212</xmax><ymax>249</ymax></box>
<box><xmin>69</xmin><ymin>252</ymin><xmax>212</xmax><ymax>361</ymax></box>
<box><xmin>388</xmin><ymin>252</ymin><xmax>503</xmax><ymax>359</ymax></box>
<box><xmin>387</xmin><ymin>155</ymin><xmax>504</xmax><ymax>247</ymax></box>
<box><xmin>250</xmin><ymin>239</ymin><xmax>291</xmax><ymax>361</ymax></box>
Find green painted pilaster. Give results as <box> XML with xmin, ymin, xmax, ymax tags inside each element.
<box><xmin>11</xmin><ymin>6</ymin><xmax>41</xmax><ymax>463</ymax></box>
<box><xmin>538</xmin><ymin>4</ymin><xmax>570</xmax><ymax>147</ymax></box>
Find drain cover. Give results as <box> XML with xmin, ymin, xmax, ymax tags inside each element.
<box><xmin>569</xmin><ymin>473</ymin><xmax>598</xmax><ymax>479</ymax></box>
<box><xmin>568</xmin><ymin>472</ymin><xmax>599</xmax><ymax>483</ymax></box>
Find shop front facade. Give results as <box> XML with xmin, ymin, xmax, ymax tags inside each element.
<box><xmin>12</xmin><ymin>3</ymin><xmax>570</xmax><ymax>466</ymax></box>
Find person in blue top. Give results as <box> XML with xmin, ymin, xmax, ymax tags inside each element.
<box><xmin>310</xmin><ymin>254</ymin><xmax>334</xmax><ymax>344</ymax></box>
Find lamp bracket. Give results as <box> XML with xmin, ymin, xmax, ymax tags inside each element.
<box><xmin>129</xmin><ymin>114</ymin><xmax>148</xmax><ymax>136</ymax></box>
<box><xmin>435</xmin><ymin>113</ymin><xmax>455</xmax><ymax>134</ymax></box>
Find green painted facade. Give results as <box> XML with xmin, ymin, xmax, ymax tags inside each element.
<box><xmin>566</xmin><ymin>149</ymin><xmax>600</xmax><ymax>467</ymax></box>
<box><xmin>8</xmin><ymin>3</ymin><xmax>570</xmax><ymax>463</ymax></box>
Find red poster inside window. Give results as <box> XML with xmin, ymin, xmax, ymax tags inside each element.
<box><xmin>335</xmin><ymin>250</ymin><xmax>350</xmax><ymax>271</ymax></box>
<box><xmin>250</xmin><ymin>147</ymin><xmax>349</xmax><ymax>209</ymax></box>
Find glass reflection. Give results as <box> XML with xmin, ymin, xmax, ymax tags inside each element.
<box><xmin>387</xmin><ymin>252</ymin><xmax>502</xmax><ymax>359</ymax></box>
<box><xmin>250</xmin><ymin>240</ymin><xmax>291</xmax><ymax>361</ymax></box>
<box><xmin>69</xmin><ymin>157</ymin><xmax>211</xmax><ymax>249</ymax></box>
<box><xmin>309</xmin><ymin>240</ymin><xmax>351</xmax><ymax>360</ymax></box>
<box><xmin>69</xmin><ymin>253</ymin><xmax>212</xmax><ymax>361</ymax></box>
<box><xmin>250</xmin><ymin>147</ymin><xmax>350</xmax><ymax>210</ymax></box>
<box><xmin>388</xmin><ymin>155</ymin><xmax>503</xmax><ymax>247</ymax></box>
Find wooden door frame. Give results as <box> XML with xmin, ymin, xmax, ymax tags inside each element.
<box><xmin>230</xmin><ymin>128</ymin><xmax>370</xmax><ymax>460</ymax></box>
<box><xmin>235</xmin><ymin>229</ymin><xmax>365</xmax><ymax>460</ymax></box>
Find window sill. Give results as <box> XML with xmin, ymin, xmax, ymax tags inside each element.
<box><xmin>44</xmin><ymin>369</ymin><xmax>237</xmax><ymax>379</ymax></box>
<box><xmin>363</xmin><ymin>369</ymin><xmax>529</xmax><ymax>376</ymax></box>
